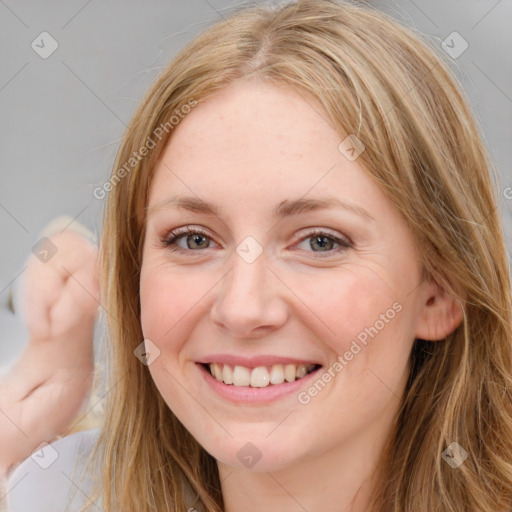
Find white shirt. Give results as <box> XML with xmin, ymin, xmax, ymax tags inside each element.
<box><xmin>4</xmin><ymin>429</ymin><xmax>102</xmax><ymax>512</ymax></box>
<box><xmin>3</xmin><ymin>428</ymin><xmax>205</xmax><ymax>512</ymax></box>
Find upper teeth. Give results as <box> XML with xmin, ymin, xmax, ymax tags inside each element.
<box><xmin>208</xmin><ymin>363</ymin><xmax>316</xmax><ymax>387</ymax></box>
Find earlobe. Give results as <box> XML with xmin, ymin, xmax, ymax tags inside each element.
<box><xmin>415</xmin><ymin>278</ymin><xmax>465</xmax><ymax>341</ymax></box>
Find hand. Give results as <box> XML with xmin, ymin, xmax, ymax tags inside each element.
<box><xmin>0</xmin><ymin>227</ymin><xmax>100</xmax><ymax>479</ymax></box>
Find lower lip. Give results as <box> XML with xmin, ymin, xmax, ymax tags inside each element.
<box><xmin>196</xmin><ymin>363</ymin><xmax>322</xmax><ymax>404</ymax></box>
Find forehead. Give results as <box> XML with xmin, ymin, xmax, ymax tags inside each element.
<box><xmin>169</xmin><ymin>80</ymin><xmax>341</xmax><ymax>169</ymax></box>
<box><xmin>150</xmin><ymin>80</ymin><xmax>360</xmax><ymax>194</ymax></box>
<box><xmin>146</xmin><ymin>79</ymin><xmax>395</xmax><ymax>229</ymax></box>
<box><xmin>171</xmin><ymin>78</ymin><xmax>331</xmax><ymax>147</ymax></box>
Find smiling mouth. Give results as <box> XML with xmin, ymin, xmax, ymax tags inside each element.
<box><xmin>202</xmin><ymin>362</ymin><xmax>322</xmax><ymax>388</ymax></box>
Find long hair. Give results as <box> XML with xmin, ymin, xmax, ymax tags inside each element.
<box><xmin>82</xmin><ymin>1</ymin><xmax>512</xmax><ymax>510</ymax></box>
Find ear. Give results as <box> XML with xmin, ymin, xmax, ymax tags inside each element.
<box><xmin>415</xmin><ymin>276</ymin><xmax>464</xmax><ymax>341</ymax></box>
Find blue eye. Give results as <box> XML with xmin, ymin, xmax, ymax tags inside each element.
<box><xmin>294</xmin><ymin>229</ymin><xmax>352</xmax><ymax>256</ymax></box>
<box><xmin>164</xmin><ymin>227</ymin><xmax>214</xmax><ymax>251</ymax></box>
<box><xmin>163</xmin><ymin>227</ymin><xmax>352</xmax><ymax>257</ymax></box>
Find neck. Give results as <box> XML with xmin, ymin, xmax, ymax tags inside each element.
<box><xmin>217</xmin><ymin>424</ymin><xmax>390</xmax><ymax>512</ymax></box>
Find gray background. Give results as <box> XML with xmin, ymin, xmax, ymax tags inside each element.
<box><xmin>1</xmin><ymin>0</ymin><xmax>511</xmax><ymax>366</ymax></box>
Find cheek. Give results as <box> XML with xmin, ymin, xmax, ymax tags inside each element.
<box><xmin>287</xmin><ymin>269</ymin><xmax>414</xmax><ymax>438</ymax></box>
<box><xmin>139</xmin><ymin>262</ymin><xmax>210</xmax><ymax>423</ymax></box>
<box><xmin>291</xmin><ymin>265</ymin><xmax>414</xmax><ymax>389</ymax></box>
<box><xmin>140</xmin><ymin>261</ymin><xmax>213</xmax><ymax>342</ymax></box>
<box><xmin>295</xmin><ymin>264</ymin><xmax>406</xmax><ymax>342</ymax></box>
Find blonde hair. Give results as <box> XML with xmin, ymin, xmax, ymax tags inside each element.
<box><xmin>82</xmin><ymin>1</ymin><xmax>512</xmax><ymax>510</ymax></box>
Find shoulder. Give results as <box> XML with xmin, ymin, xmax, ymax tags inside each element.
<box><xmin>4</xmin><ymin>428</ymin><xmax>102</xmax><ymax>512</ymax></box>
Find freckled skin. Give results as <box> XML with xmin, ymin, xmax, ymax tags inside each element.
<box><xmin>140</xmin><ymin>79</ymin><xmax>462</xmax><ymax>511</ymax></box>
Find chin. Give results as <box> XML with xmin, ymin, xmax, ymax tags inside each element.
<box><xmin>199</xmin><ymin>433</ymin><xmax>305</xmax><ymax>472</ymax></box>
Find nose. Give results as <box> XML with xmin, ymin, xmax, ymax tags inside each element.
<box><xmin>210</xmin><ymin>248</ymin><xmax>288</xmax><ymax>339</ymax></box>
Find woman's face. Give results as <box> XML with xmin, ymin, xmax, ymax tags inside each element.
<box><xmin>140</xmin><ymin>79</ymin><xmax>436</xmax><ymax>472</ymax></box>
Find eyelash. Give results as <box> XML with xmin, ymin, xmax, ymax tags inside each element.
<box><xmin>162</xmin><ymin>226</ymin><xmax>352</xmax><ymax>258</ymax></box>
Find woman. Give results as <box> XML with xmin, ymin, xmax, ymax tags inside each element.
<box><xmin>8</xmin><ymin>0</ymin><xmax>512</xmax><ymax>510</ymax></box>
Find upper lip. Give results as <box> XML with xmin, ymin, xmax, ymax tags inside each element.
<box><xmin>196</xmin><ymin>354</ymin><xmax>322</xmax><ymax>368</ymax></box>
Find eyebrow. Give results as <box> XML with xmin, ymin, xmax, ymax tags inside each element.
<box><xmin>147</xmin><ymin>195</ymin><xmax>375</xmax><ymax>222</ymax></box>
